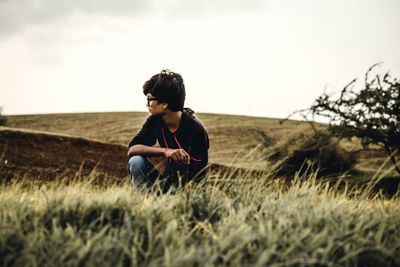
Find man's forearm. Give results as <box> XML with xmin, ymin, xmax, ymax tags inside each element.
<box><xmin>127</xmin><ymin>144</ymin><xmax>166</xmax><ymax>157</ymax></box>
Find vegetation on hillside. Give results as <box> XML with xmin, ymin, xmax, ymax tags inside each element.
<box><xmin>292</xmin><ymin>64</ymin><xmax>400</xmax><ymax>174</ymax></box>
<box><xmin>274</xmin><ymin>131</ymin><xmax>356</xmax><ymax>178</ymax></box>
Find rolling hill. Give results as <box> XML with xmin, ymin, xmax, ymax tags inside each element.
<box><xmin>0</xmin><ymin>111</ymin><xmax>391</xmax><ymax>182</ymax></box>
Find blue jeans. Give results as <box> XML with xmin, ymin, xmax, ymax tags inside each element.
<box><xmin>127</xmin><ymin>156</ymin><xmax>180</xmax><ymax>194</ymax></box>
<box><xmin>127</xmin><ymin>155</ymin><xmax>161</xmax><ymax>188</ymax></box>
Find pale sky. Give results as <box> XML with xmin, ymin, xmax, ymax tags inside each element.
<box><xmin>0</xmin><ymin>0</ymin><xmax>399</xmax><ymax>119</ymax></box>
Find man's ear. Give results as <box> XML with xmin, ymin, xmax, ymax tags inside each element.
<box><xmin>162</xmin><ymin>103</ymin><xmax>168</xmax><ymax>110</ymax></box>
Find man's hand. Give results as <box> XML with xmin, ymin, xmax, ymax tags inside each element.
<box><xmin>164</xmin><ymin>148</ymin><xmax>190</xmax><ymax>164</ymax></box>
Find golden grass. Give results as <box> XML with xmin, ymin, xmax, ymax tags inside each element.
<box><xmin>0</xmin><ymin>170</ymin><xmax>399</xmax><ymax>266</ymax></box>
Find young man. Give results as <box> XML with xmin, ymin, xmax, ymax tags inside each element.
<box><xmin>127</xmin><ymin>70</ymin><xmax>209</xmax><ymax>193</ymax></box>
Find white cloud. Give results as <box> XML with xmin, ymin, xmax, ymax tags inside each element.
<box><xmin>0</xmin><ymin>0</ymin><xmax>266</xmax><ymax>38</ymax></box>
<box><xmin>0</xmin><ymin>0</ymin><xmax>153</xmax><ymax>37</ymax></box>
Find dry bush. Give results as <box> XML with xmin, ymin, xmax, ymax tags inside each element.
<box><xmin>293</xmin><ymin>64</ymin><xmax>400</xmax><ymax>174</ymax></box>
<box><xmin>275</xmin><ymin>131</ymin><xmax>355</xmax><ymax>178</ymax></box>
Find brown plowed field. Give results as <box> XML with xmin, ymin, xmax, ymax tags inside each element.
<box><xmin>0</xmin><ymin>128</ymin><xmax>258</xmax><ymax>185</ymax></box>
<box><xmin>0</xmin><ymin>128</ymin><xmax>129</xmax><ymax>183</ymax></box>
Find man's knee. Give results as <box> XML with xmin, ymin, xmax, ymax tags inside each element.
<box><xmin>128</xmin><ymin>155</ymin><xmax>146</xmax><ymax>175</ymax></box>
<box><xmin>128</xmin><ymin>155</ymin><xmax>155</xmax><ymax>187</ymax></box>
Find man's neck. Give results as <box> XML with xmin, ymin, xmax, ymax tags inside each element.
<box><xmin>162</xmin><ymin>111</ymin><xmax>182</xmax><ymax>132</ymax></box>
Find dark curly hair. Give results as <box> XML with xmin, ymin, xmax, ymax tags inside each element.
<box><xmin>143</xmin><ymin>69</ymin><xmax>186</xmax><ymax>112</ymax></box>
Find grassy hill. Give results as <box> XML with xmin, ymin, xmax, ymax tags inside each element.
<box><xmin>5</xmin><ymin>111</ymin><xmax>327</xmax><ymax>170</ymax></box>
<box><xmin>4</xmin><ymin>111</ymin><xmax>391</xmax><ymax>174</ymax></box>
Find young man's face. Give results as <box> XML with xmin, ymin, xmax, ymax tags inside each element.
<box><xmin>146</xmin><ymin>93</ymin><xmax>166</xmax><ymax>115</ymax></box>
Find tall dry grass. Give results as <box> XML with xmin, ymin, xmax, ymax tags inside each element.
<box><xmin>0</xmin><ymin>168</ymin><xmax>399</xmax><ymax>267</ymax></box>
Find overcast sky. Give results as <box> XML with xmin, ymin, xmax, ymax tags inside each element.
<box><xmin>0</xmin><ymin>0</ymin><xmax>399</xmax><ymax>118</ymax></box>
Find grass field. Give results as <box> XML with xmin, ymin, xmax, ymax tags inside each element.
<box><xmin>1</xmin><ymin>112</ymin><xmax>399</xmax><ymax>266</ymax></box>
<box><xmin>1</xmin><ymin>172</ymin><xmax>399</xmax><ymax>267</ymax></box>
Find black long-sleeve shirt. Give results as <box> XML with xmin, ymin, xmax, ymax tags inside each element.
<box><xmin>128</xmin><ymin>108</ymin><xmax>209</xmax><ymax>185</ymax></box>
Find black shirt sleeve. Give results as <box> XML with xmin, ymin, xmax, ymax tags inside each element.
<box><xmin>128</xmin><ymin>116</ymin><xmax>159</xmax><ymax>148</ymax></box>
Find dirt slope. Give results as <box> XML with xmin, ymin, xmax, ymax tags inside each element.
<box><xmin>0</xmin><ymin>127</ymin><xmax>257</xmax><ymax>184</ymax></box>
<box><xmin>0</xmin><ymin>127</ymin><xmax>128</xmax><ymax>183</ymax></box>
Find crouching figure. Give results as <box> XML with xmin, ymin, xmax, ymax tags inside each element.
<box><xmin>127</xmin><ymin>70</ymin><xmax>209</xmax><ymax>193</ymax></box>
